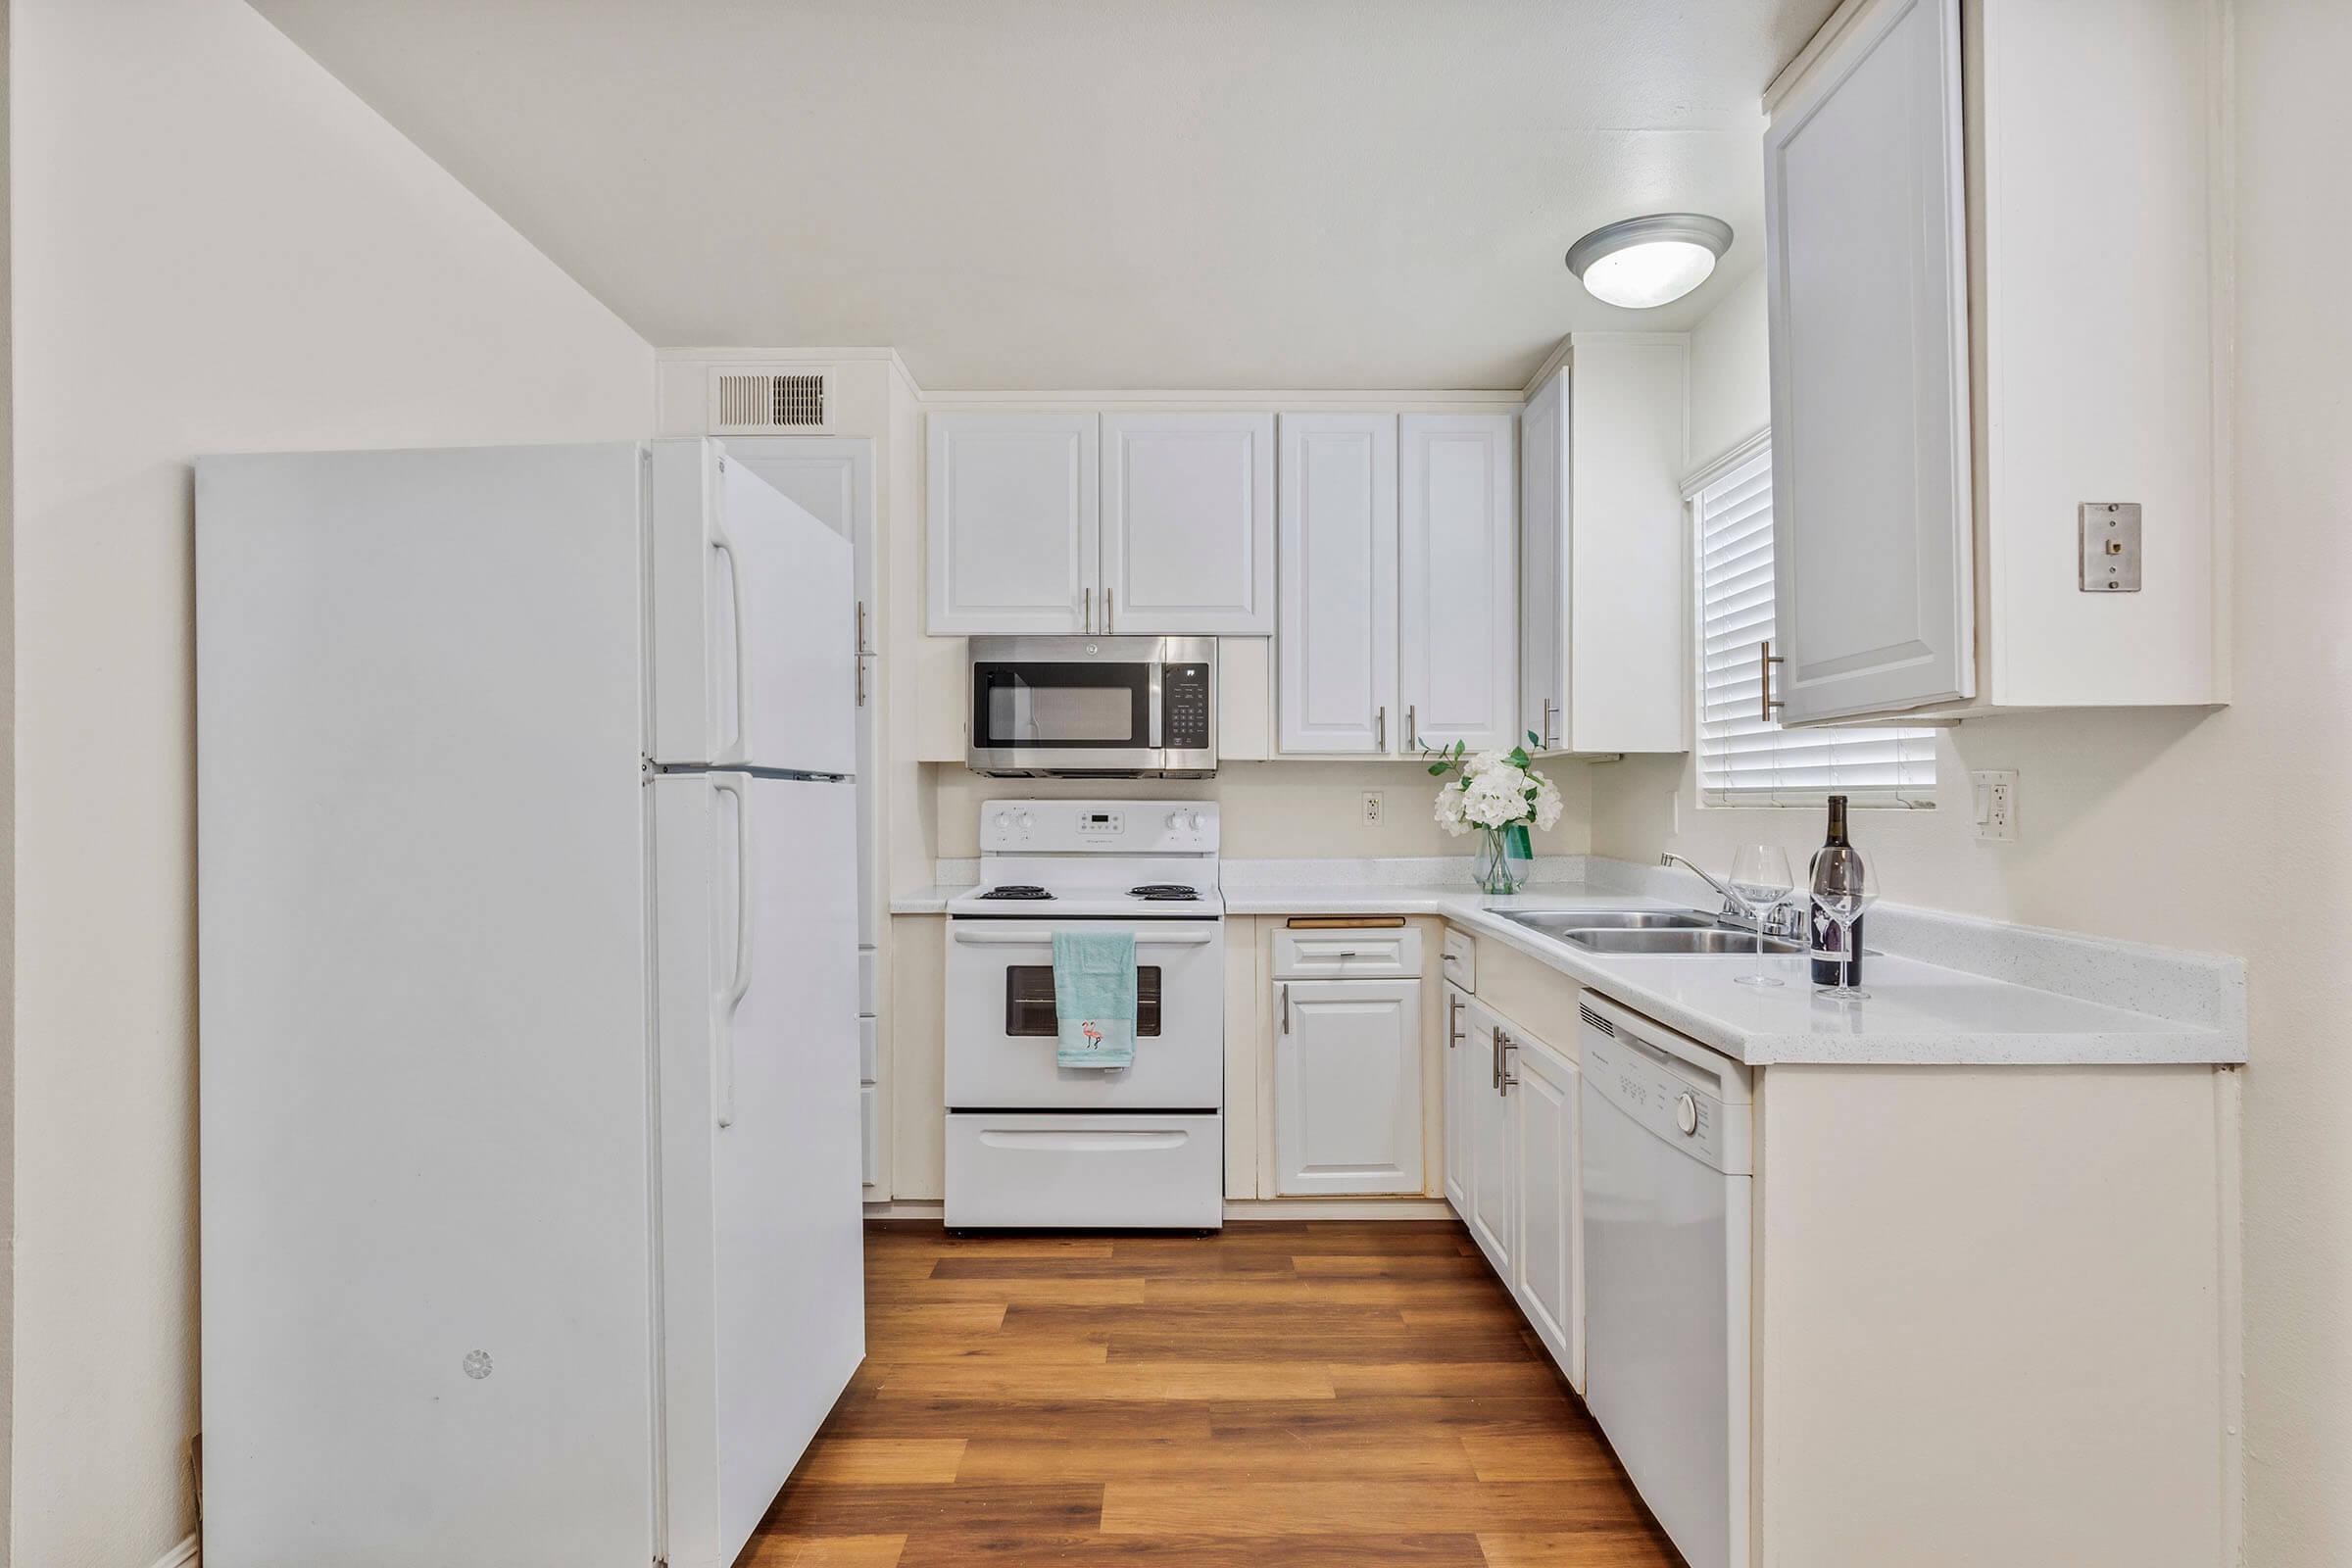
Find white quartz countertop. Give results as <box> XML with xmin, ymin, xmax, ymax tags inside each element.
<box><xmin>897</xmin><ymin>873</ymin><xmax>2242</xmax><ymax>1068</ymax></box>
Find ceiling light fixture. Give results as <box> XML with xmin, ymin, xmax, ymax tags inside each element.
<box><xmin>1565</xmin><ymin>214</ymin><xmax>1734</xmax><ymax>309</ymax></box>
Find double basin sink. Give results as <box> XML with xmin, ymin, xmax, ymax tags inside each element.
<box><xmin>1502</xmin><ymin>907</ymin><xmax>1804</xmax><ymax>956</ymax></box>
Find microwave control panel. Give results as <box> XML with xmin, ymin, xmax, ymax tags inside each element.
<box><xmin>1163</xmin><ymin>663</ymin><xmax>1212</xmax><ymax>750</ymax></box>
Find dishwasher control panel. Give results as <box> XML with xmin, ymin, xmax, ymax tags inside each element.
<box><xmin>1580</xmin><ymin>997</ymin><xmax>1752</xmax><ymax>1176</ymax></box>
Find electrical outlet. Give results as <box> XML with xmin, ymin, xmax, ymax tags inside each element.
<box><xmin>1972</xmin><ymin>770</ymin><xmax>2019</xmax><ymax>844</ymax></box>
<box><xmin>1361</xmin><ymin>790</ymin><xmax>1384</xmax><ymax>827</ymax></box>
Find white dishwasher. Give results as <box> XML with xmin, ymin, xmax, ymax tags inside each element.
<box><xmin>1580</xmin><ymin>994</ymin><xmax>1753</xmax><ymax>1568</ymax></box>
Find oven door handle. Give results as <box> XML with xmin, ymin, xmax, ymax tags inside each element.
<box><xmin>951</xmin><ymin>926</ymin><xmax>1216</xmax><ymax>947</ymax></box>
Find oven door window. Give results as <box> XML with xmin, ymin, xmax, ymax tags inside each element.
<box><xmin>1004</xmin><ymin>966</ymin><xmax>1162</xmax><ymax>1037</ymax></box>
<box><xmin>973</xmin><ymin>662</ymin><xmax>1150</xmax><ymax>749</ymax></box>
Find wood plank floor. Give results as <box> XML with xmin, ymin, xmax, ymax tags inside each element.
<box><xmin>744</xmin><ymin>1220</ymin><xmax>1683</xmax><ymax>1567</ymax></box>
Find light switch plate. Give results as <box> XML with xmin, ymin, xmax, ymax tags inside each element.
<box><xmin>1972</xmin><ymin>769</ymin><xmax>2019</xmax><ymax>844</ymax></box>
<box><xmin>2080</xmin><ymin>503</ymin><xmax>2142</xmax><ymax>592</ymax></box>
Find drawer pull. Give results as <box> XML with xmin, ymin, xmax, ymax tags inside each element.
<box><xmin>978</xmin><ymin>1129</ymin><xmax>1189</xmax><ymax>1153</ymax></box>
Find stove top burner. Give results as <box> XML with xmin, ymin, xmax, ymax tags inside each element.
<box><xmin>976</xmin><ymin>885</ymin><xmax>1054</xmax><ymax>901</ymax></box>
<box><xmin>1129</xmin><ymin>884</ymin><xmax>1202</xmax><ymax>902</ymax></box>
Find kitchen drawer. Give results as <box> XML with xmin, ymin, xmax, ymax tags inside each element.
<box><xmin>1441</xmin><ymin>927</ymin><xmax>1477</xmax><ymax>992</ymax></box>
<box><xmin>1273</xmin><ymin>924</ymin><xmax>1422</xmax><ymax>980</ymax></box>
<box><xmin>946</xmin><ymin>1112</ymin><xmax>1222</xmax><ymax>1229</ymax></box>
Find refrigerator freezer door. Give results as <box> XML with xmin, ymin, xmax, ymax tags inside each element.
<box><xmin>196</xmin><ymin>444</ymin><xmax>659</xmax><ymax>1567</ymax></box>
<box><xmin>649</xmin><ymin>438</ymin><xmax>857</xmax><ymax>775</ymax></box>
<box><xmin>654</xmin><ymin>772</ymin><xmax>865</xmax><ymax>1568</ymax></box>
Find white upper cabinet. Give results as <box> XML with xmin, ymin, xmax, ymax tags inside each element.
<box><xmin>1102</xmin><ymin>414</ymin><xmax>1275</xmax><ymax>635</ymax></box>
<box><xmin>926</xmin><ymin>413</ymin><xmax>1099</xmax><ymax>635</ymax></box>
<box><xmin>1764</xmin><ymin>0</ymin><xmax>1973</xmax><ymax>723</ymax></box>
<box><xmin>1521</xmin><ymin>340</ymin><xmax>1690</xmax><ymax>755</ymax></box>
<box><xmin>1764</xmin><ymin>0</ymin><xmax>2225</xmax><ymax>722</ymax></box>
<box><xmin>1399</xmin><ymin>414</ymin><xmax>1517</xmax><ymax>753</ymax></box>
<box><xmin>1277</xmin><ymin>413</ymin><xmax>1398</xmax><ymax>755</ymax></box>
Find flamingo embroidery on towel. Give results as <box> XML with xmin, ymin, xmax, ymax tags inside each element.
<box><xmin>1080</xmin><ymin>1022</ymin><xmax>1104</xmax><ymax>1051</ymax></box>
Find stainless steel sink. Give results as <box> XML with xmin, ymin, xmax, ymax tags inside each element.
<box><xmin>1502</xmin><ymin>909</ymin><xmax>1715</xmax><ymax>938</ymax></box>
<box><xmin>1561</xmin><ymin>927</ymin><xmax>1805</xmax><ymax>956</ymax></box>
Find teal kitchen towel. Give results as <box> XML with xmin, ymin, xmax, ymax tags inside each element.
<box><xmin>1053</xmin><ymin>929</ymin><xmax>1137</xmax><ymax>1069</ymax></box>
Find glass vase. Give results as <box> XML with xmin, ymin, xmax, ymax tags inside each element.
<box><xmin>1474</xmin><ymin>824</ymin><xmax>1533</xmax><ymax>896</ymax></box>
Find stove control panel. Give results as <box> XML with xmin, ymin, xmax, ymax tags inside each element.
<box><xmin>981</xmin><ymin>799</ymin><xmax>1219</xmax><ymax>854</ymax></box>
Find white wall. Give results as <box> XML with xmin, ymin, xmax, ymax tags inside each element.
<box><xmin>1592</xmin><ymin>8</ymin><xmax>2352</xmax><ymax>1555</ymax></box>
<box><xmin>10</xmin><ymin>2</ymin><xmax>656</xmax><ymax>1563</ymax></box>
<box><xmin>1685</xmin><ymin>265</ymin><xmax>1768</xmax><ymax>473</ymax></box>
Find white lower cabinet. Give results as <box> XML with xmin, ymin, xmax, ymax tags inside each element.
<box><xmin>1506</xmin><ymin>1027</ymin><xmax>1582</xmax><ymax>1390</ymax></box>
<box><xmin>1463</xmin><ymin>997</ymin><xmax>1513</xmax><ymax>1272</ymax></box>
<box><xmin>1442</xmin><ymin>941</ymin><xmax>1581</xmax><ymax>1392</ymax></box>
<box><xmin>1442</xmin><ymin>981</ymin><xmax>1475</xmax><ymax>1209</ymax></box>
<box><xmin>1274</xmin><ymin>977</ymin><xmax>1424</xmax><ymax>1196</ymax></box>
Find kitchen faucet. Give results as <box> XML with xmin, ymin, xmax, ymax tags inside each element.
<box><xmin>1660</xmin><ymin>852</ymin><xmax>1807</xmax><ymax>940</ymax></box>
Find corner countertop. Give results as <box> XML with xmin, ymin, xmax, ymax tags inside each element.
<box><xmin>896</xmin><ymin>866</ymin><xmax>2243</xmax><ymax>1069</ymax></box>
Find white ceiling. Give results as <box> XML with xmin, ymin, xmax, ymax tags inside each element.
<box><xmin>251</xmin><ymin>0</ymin><xmax>1835</xmax><ymax>390</ymax></box>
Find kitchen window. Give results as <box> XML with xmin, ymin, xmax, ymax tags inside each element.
<box><xmin>1692</xmin><ymin>442</ymin><xmax>1936</xmax><ymax>808</ymax></box>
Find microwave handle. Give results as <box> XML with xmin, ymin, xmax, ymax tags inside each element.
<box><xmin>1149</xmin><ymin>659</ymin><xmax>1164</xmax><ymax>750</ymax></box>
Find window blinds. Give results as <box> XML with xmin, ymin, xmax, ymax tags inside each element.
<box><xmin>1695</xmin><ymin>447</ymin><xmax>1936</xmax><ymax>807</ymax></box>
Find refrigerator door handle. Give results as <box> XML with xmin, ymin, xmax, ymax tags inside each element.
<box><xmin>710</xmin><ymin>520</ymin><xmax>753</xmax><ymax>766</ymax></box>
<box><xmin>711</xmin><ymin>774</ymin><xmax>756</xmax><ymax>1127</ymax></box>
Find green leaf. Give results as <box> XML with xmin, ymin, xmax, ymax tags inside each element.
<box><xmin>1527</xmin><ymin>730</ymin><xmax>1541</xmax><ymax>748</ymax></box>
<box><xmin>1427</xmin><ymin>763</ymin><xmax>1447</xmax><ymax>776</ymax></box>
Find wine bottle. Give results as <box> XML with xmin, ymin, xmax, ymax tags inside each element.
<box><xmin>1808</xmin><ymin>795</ymin><xmax>1863</xmax><ymax>988</ymax></box>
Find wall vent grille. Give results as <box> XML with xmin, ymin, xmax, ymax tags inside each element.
<box><xmin>711</xmin><ymin>370</ymin><xmax>830</xmax><ymax>432</ymax></box>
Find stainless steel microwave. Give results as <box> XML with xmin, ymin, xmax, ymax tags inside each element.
<box><xmin>967</xmin><ymin>636</ymin><xmax>1215</xmax><ymax>777</ymax></box>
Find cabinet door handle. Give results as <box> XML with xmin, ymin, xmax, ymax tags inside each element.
<box><xmin>1446</xmin><ymin>994</ymin><xmax>1463</xmax><ymax>1048</ymax></box>
<box><xmin>1406</xmin><ymin>705</ymin><xmax>1417</xmax><ymax>749</ymax></box>
<box><xmin>1760</xmin><ymin>639</ymin><xmax>1786</xmax><ymax>721</ymax></box>
<box><xmin>1375</xmin><ymin>706</ymin><xmax>1387</xmax><ymax>751</ymax></box>
<box><xmin>1084</xmin><ymin>587</ymin><xmax>1093</xmax><ymax>634</ymax></box>
<box><xmin>1542</xmin><ymin>699</ymin><xmax>1559</xmax><ymax>750</ymax></box>
<box><xmin>1105</xmin><ymin>588</ymin><xmax>1113</xmax><ymax>632</ymax></box>
<box><xmin>1495</xmin><ymin>1030</ymin><xmax>1518</xmax><ymax>1095</ymax></box>
<box><xmin>1280</xmin><ymin>983</ymin><xmax>1291</xmax><ymax>1035</ymax></box>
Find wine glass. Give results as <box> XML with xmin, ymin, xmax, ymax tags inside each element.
<box><xmin>1810</xmin><ymin>844</ymin><xmax>1875</xmax><ymax>1001</ymax></box>
<box><xmin>1727</xmin><ymin>844</ymin><xmax>1794</xmax><ymax>989</ymax></box>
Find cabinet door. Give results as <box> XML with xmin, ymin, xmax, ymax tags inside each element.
<box><xmin>1442</xmin><ymin>983</ymin><xmax>1473</xmax><ymax>1211</ymax></box>
<box><xmin>1277</xmin><ymin>414</ymin><xmax>1398</xmax><ymax>754</ymax></box>
<box><xmin>1518</xmin><ymin>373</ymin><xmax>1568</xmax><ymax>750</ymax></box>
<box><xmin>1763</xmin><ymin>0</ymin><xmax>1973</xmax><ymax>721</ymax></box>
<box><xmin>1102</xmin><ymin>413</ymin><xmax>1275</xmax><ymax>634</ymax></box>
<box><xmin>926</xmin><ymin>413</ymin><xmax>1099</xmax><ymax>635</ymax></box>
<box><xmin>1464</xmin><ymin>1002</ymin><xmax>1513</xmax><ymax>1272</ymax></box>
<box><xmin>1508</xmin><ymin>1031</ymin><xmax>1581</xmax><ymax>1389</ymax></box>
<box><xmin>1564</xmin><ymin>335</ymin><xmax>1690</xmax><ymax>755</ymax></box>
<box><xmin>1275</xmin><ymin>979</ymin><xmax>1424</xmax><ymax>1197</ymax></box>
<box><xmin>1400</xmin><ymin>414</ymin><xmax>1517</xmax><ymax>753</ymax></box>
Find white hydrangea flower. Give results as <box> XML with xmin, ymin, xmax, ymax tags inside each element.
<box><xmin>1433</xmin><ymin>781</ymin><xmax>1470</xmax><ymax>836</ymax></box>
<box><xmin>1529</xmin><ymin>768</ymin><xmax>1564</xmax><ymax>831</ymax></box>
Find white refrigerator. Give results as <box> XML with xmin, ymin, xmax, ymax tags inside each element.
<box><xmin>196</xmin><ymin>438</ymin><xmax>865</xmax><ymax>1568</ymax></box>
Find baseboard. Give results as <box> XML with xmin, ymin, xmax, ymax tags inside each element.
<box><xmin>148</xmin><ymin>1533</ymin><xmax>200</xmax><ymax>1568</ymax></box>
<box><xmin>1225</xmin><ymin>1198</ymin><xmax>1454</xmax><ymax>1220</ymax></box>
<box><xmin>862</xmin><ymin>1198</ymin><xmax>1454</xmax><ymax>1222</ymax></box>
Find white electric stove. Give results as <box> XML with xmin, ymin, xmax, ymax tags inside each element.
<box><xmin>944</xmin><ymin>800</ymin><xmax>1224</xmax><ymax>1230</ymax></box>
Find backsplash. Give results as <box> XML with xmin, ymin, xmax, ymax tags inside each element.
<box><xmin>926</xmin><ymin>759</ymin><xmax>1595</xmax><ymax>860</ymax></box>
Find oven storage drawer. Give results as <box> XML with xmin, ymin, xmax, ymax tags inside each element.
<box><xmin>946</xmin><ymin>1112</ymin><xmax>1223</xmax><ymax>1229</ymax></box>
<box><xmin>1273</xmin><ymin>925</ymin><xmax>1422</xmax><ymax>980</ymax></box>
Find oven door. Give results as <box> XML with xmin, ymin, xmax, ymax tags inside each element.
<box><xmin>946</xmin><ymin>918</ymin><xmax>1224</xmax><ymax>1110</ymax></box>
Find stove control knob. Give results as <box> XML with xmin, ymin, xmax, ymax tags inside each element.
<box><xmin>993</xmin><ymin>811</ymin><xmax>1011</xmax><ymax>836</ymax></box>
<box><xmin>1675</xmin><ymin>1092</ymin><xmax>1700</xmax><ymax>1137</ymax></box>
<box><xmin>1016</xmin><ymin>811</ymin><xmax>1034</xmax><ymax>832</ymax></box>
<box><xmin>1165</xmin><ymin>811</ymin><xmax>1187</xmax><ymax>832</ymax></box>
<box><xmin>1186</xmin><ymin>811</ymin><xmax>1206</xmax><ymax>834</ymax></box>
